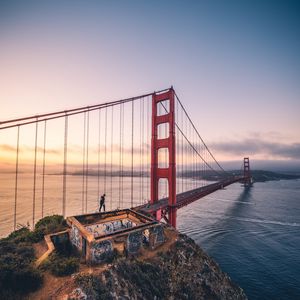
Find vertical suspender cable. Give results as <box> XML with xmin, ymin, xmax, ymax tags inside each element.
<box><xmin>139</xmin><ymin>98</ymin><xmax>142</xmax><ymax>204</ymax></box>
<box><xmin>176</xmin><ymin>100</ymin><xmax>178</xmax><ymax>194</ymax></box>
<box><xmin>190</xmin><ymin>122</ymin><xmax>192</xmax><ymax>190</ymax></box>
<box><xmin>184</xmin><ymin>111</ymin><xmax>186</xmax><ymax>191</ymax></box>
<box><xmin>196</xmin><ymin>139</ymin><xmax>198</xmax><ymax>187</ymax></box>
<box><xmin>204</xmin><ymin>143</ymin><xmax>207</xmax><ymax>185</ymax></box>
<box><xmin>41</xmin><ymin>121</ymin><xmax>46</xmax><ymax>218</ymax></box>
<box><xmin>204</xmin><ymin>143</ymin><xmax>209</xmax><ymax>185</ymax></box>
<box><xmin>119</xmin><ymin>105</ymin><xmax>122</xmax><ymax>208</ymax></box>
<box><xmin>131</xmin><ymin>101</ymin><xmax>134</xmax><ymax>207</ymax></box>
<box><xmin>121</xmin><ymin>103</ymin><xmax>124</xmax><ymax>207</ymax></box>
<box><xmin>202</xmin><ymin>143</ymin><xmax>204</xmax><ymax>187</ymax></box>
<box><xmin>32</xmin><ymin>121</ymin><xmax>38</xmax><ymax>228</ymax></box>
<box><xmin>110</xmin><ymin>106</ymin><xmax>113</xmax><ymax>210</ymax></box>
<box><xmin>104</xmin><ymin>107</ymin><xmax>107</xmax><ymax>194</ymax></box>
<box><xmin>186</xmin><ymin>115</ymin><xmax>188</xmax><ymax>191</ymax></box>
<box><xmin>181</xmin><ymin>106</ymin><xmax>183</xmax><ymax>192</ymax></box>
<box><xmin>193</xmin><ymin>127</ymin><xmax>195</xmax><ymax>188</ymax></box>
<box><xmin>141</xmin><ymin>98</ymin><xmax>144</xmax><ymax>204</ymax></box>
<box><xmin>85</xmin><ymin>110</ymin><xmax>89</xmax><ymax>213</ymax></box>
<box><xmin>146</xmin><ymin>97</ymin><xmax>151</xmax><ymax>200</ymax></box>
<box><xmin>13</xmin><ymin>126</ymin><xmax>20</xmax><ymax>231</ymax></box>
<box><xmin>191</xmin><ymin>127</ymin><xmax>193</xmax><ymax>188</ymax></box>
<box><xmin>62</xmin><ymin>115</ymin><xmax>68</xmax><ymax>217</ymax></box>
<box><xmin>81</xmin><ymin>112</ymin><xmax>86</xmax><ymax>213</ymax></box>
<box><xmin>97</xmin><ymin>109</ymin><xmax>101</xmax><ymax>199</ymax></box>
<box><xmin>195</xmin><ymin>130</ymin><xmax>197</xmax><ymax>188</ymax></box>
<box><xmin>198</xmin><ymin>141</ymin><xmax>200</xmax><ymax>186</ymax></box>
<box><xmin>188</xmin><ymin>122</ymin><xmax>190</xmax><ymax>190</ymax></box>
<box><xmin>193</xmin><ymin>131</ymin><xmax>197</xmax><ymax>188</ymax></box>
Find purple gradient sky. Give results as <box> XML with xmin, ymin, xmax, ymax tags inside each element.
<box><xmin>0</xmin><ymin>0</ymin><xmax>299</xmax><ymax>162</ymax></box>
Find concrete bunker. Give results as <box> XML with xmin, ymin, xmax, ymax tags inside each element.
<box><xmin>66</xmin><ymin>209</ymin><xmax>166</xmax><ymax>264</ymax></box>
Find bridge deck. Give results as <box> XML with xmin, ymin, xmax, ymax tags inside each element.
<box><xmin>139</xmin><ymin>176</ymin><xmax>245</xmax><ymax>214</ymax></box>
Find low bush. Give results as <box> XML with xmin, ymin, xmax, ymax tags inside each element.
<box><xmin>30</xmin><ymin>215</ymin><xmax>67</xmax><ymax>242</ymax></box>
<box><xmin>42</xmin><ymin>251</ymin><xmax>79</xmax><ymax>276</ymax></box>
<box><xmin>0</xmin><ymin>215</ymin><xmax>70</xmax><ymax>297</ymax></box>
<box><xmin>0</xmin><ymin>215</ymin><xmax>68</xmax><ymax>297</ymax></box>
<box><xmin>6</xmin><ymin>227</ymin><xmax>31</xmax><ymax>243</ymax></box>
<box><xmin>0</xmin><ymin>230</ymin><xmax>43</xmax><ymax>297</ymax></box>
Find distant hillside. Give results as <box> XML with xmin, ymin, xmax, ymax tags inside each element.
<box><xmin>181</xmin><ymin>169</ymin><xmax>300</xmax><ymax>183</ymax></box>
<box><xmin>246</xmin><ymin>170</ymin><xmax>300</xmax><ymax>182</ymax></box>
<box><xmin>46</xmin><ymin>168</ymin><xmax>300</xmax><ymax>183</ymax></box>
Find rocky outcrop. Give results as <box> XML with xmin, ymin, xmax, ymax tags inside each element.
<box><xmin>70</xmin><ymin>232</ymin><xmax>247</xmax><ymax>300</ymax></box>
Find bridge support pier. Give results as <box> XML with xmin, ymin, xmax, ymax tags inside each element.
<box><xmin>151</xmin><ymin>88</ymin><xmax>177</xmax><ymax>228</ymax></box>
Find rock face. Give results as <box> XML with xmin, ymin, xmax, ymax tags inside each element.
<box><xmin>72</xmin><ymin>233</ymin><xmax>247</xmax><ymax>300</ymax></box>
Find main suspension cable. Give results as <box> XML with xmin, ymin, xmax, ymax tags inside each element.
<box><xmin>175</xmin><ymin>93</ymin><xmax>228</xmax><ymax>174</ymax></box>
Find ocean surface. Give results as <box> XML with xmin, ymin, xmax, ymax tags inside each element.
<box><xmin>0</xmin><ymin>174</ymin><xmax>299</xmax><ymax>299</ymax></box>
<box><xmin>178</xmin><ymin>179</ymin><xmax>300</xmax><ymax>300</ymax></box>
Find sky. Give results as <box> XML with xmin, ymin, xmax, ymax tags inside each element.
<box><xmin>0</xmin><ymin>0</ymin><xmax>299</xmax><ymax>169</ymax></box>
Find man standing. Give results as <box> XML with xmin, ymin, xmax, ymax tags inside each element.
<box><xmin>99</xmin><ymin>193</ymin><xmax>106</xmax><ymax>212</ymax></box>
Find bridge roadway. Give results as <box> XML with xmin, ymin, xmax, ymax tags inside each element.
<box><xmin>138</xmin><ymin>176</ymin><xmax>246</xmax><ymax>214</ymax></box>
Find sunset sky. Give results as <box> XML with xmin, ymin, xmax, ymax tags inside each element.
<box><xmin>0</xmin><ymin>0</ymin><xmax>299</xmax><ymax>169</ymax></box>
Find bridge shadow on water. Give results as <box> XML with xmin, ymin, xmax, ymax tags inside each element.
<box><xmin>193</xmin><ymin>185</ymin><xmax>254</xmax><ymax>261</ymax></box>
<box><xmin>223</xmin><ymin>186</ymin><xmax>253</xmax><ymax>218</ymax></box>
<box><xmin>206</xmin><ymin>185</ymin><xmax>253</xmax><ymax>245</ymax></box>
<box><xmin>195</xmin><ymin>186</ymin><xmax>257</xmax><ymax>295</ymax></box>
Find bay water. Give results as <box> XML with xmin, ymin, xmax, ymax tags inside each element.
<box><xmin>178</xmin><ymin>179</ymin><xmax>300</xmax><ymax>299</ymax></box>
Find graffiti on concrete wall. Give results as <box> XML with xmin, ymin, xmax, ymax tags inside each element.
<box><xmin>86</xmin><ymin>219</ymin><xmax>136</xmax><ymax>238</ymax></box>
<box><xmin>152</xmin><ymin>225</ymin><xmax>164</xmax><ymax>244</ymax></box>
<box><xmin>70</xmin><ymin>225</ymin><xmax>81</xmax><ymax>249</ymax></box>
<box><xmin>91</xmin><ymin>240</ymin><xmax>113</xmax><ymax>263</ymax></box>
<box><xmin>127</xmin><ymin>230</ymin><xmax>143</xmax><ymax>254</ymax></box>
<box><xmin>148</xmin><ymin>225</ymin><xmax>165</xmax><ymax>249</ymax></box>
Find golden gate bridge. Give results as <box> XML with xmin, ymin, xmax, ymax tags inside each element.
<box><xmin>0</xmin><ymin>87</ymin><xmax>251</xmax><ymax>234</ymax></box>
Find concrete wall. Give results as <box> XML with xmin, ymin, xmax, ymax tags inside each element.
<box><xmin>70</xmin><ymin>224</ymin><xmax>82</xmax><ymax>250</ymax></box>
<box><xmin>50</xmin><ymin>231</ymin><xmax>69</xmax><ymax>247</ymax></box>
<box><xmin>85</xmin><ymin>219</ymin><xmax>136</xmax><ymax>238</ymax></box>
<box><xmin>149</xmin><ymin>225</ymin><xmax>165</xmax><ymax>248</ymax></box>
<box><xmin>125</xmin><ymin>224</ymin><xmax>165</xmax><ymax>255</ymax></box>
<box><xmin>91</xmin><ymin>240</ymin><xmax>114</xmax><ymax>263</ymax></box>
<box><xmin>127</xmin><ymin>230</ymin><xmax>143</xmax><ymax>254</ymax></box>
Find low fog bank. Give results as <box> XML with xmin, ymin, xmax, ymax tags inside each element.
<box><xmin>221</xmin><ymin>160</ymin><xmax>300</xmax><ymax>173</ymax></box>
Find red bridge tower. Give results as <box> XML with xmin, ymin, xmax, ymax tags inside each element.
<box><xmin>151</xmin><ymin>88</ymin><xmax>177</xmax><ymax>227</ymax></box>
<box><xmin>243</xmin><ymin>157</ymin><xmax>252</xmax><ymax>186</ymax></box>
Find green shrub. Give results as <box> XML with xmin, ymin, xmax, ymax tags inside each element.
<box><xmin>5</xmin><ymin>227</ymin><xmax>31</xmax><ymax>243</ymax></box>
<box><xmin>0</xmin><ymin>238</ymin><xmax>43</xmax><ymax>297</ymax></box>
<box><xmin>42</xmin><ymin>252</ymin><xmax>79</xmax><ymax>276</ymax></box>
<box><xmin>0</xmin><ymin>215</ymin><xmax>68</xmax><ymax>297</ymax></box>
<box><xmin>13</xmin><ymin>266</ymin><xmax>43</xmax><ymax>292</ymax></box>
<box><xmin>31</xmin><ymin>215</ymin><xmax>67</xmax><ymax>242</ymax></box>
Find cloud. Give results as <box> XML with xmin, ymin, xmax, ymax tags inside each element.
<box><xmin>86</xmin><ymin>143</ymin><xmax>150</xmax><ymax>156</ymax></box>
<box><xmin>210</xmin><ymin>139</ymin><xmax>300</xmax><ymax>160</ymax></box>
<box><xmin>0</xmin><ymin>144</ymin><xmax>62</xmax><ymax>155</ymax></box>
<box><xmin>0</xmin><ymin>144</ymin><xmax>16</xmax><ymax>152</ymax></box>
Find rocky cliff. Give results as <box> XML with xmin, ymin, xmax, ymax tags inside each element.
<box><xmin>53</xmin><ymin>230</ymin><xmax>247</xmax><ymax>299</ymax></box>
